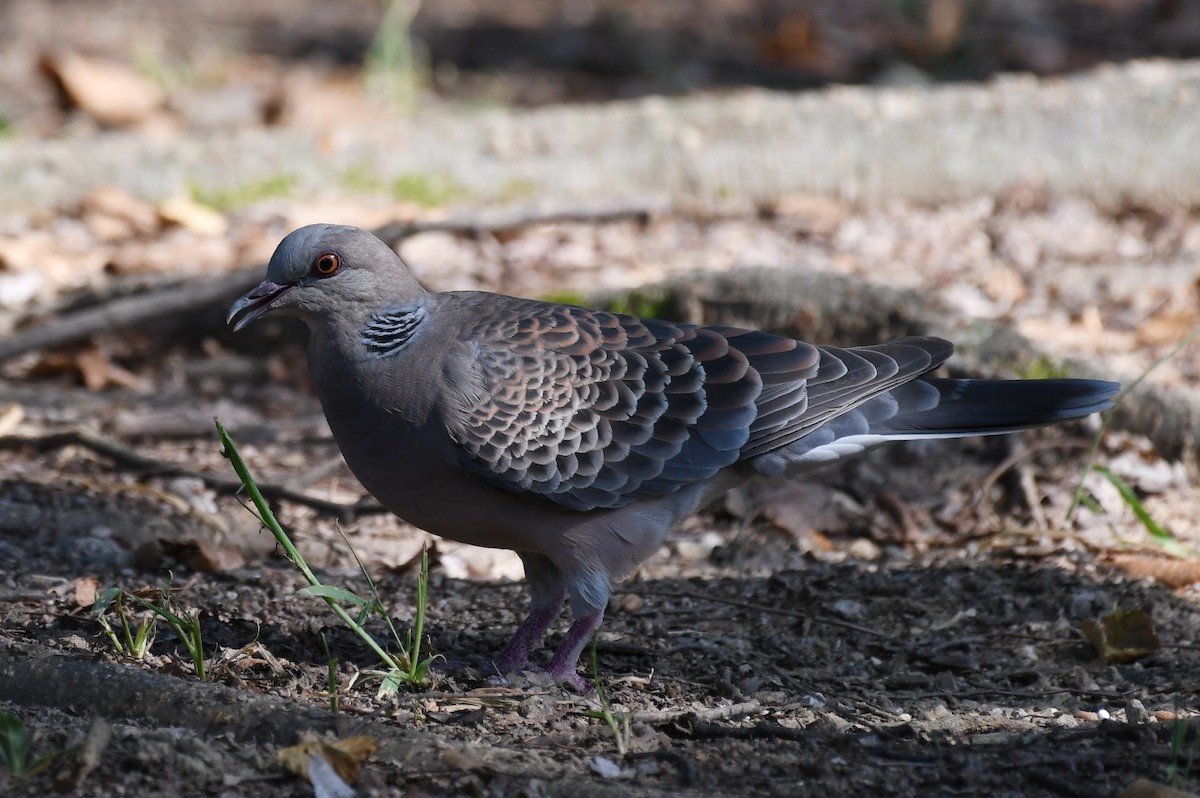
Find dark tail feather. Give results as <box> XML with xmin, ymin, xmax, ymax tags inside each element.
<box><xmin>883</xmin><ymin>377</ymin><xmax>1120</xmax><ymax>437</ymax></box>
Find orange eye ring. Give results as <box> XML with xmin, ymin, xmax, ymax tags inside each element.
<box><xmin>314</xmin><ymin>252</ymin><xmax>340</xmax><ymax>276</ymax></box>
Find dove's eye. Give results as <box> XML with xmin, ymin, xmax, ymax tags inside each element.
<box><xmin>313</xmin><ymin>252</ymin><xmax>341</xmax><ymax>276</ymax></box>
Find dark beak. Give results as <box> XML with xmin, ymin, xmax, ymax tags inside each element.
<box><xmin>227</xmin><ymin>281</ymin><xmax>294</xmax><ymax>332</ymax></box>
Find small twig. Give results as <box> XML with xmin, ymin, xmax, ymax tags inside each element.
<box><xmin>0</xmin><ymin>428</ymin><xmax>384</xmax><ymax>520</ymax></box>
<box><xmin>959</xmin><ymin>438</ymin><xmax>1091</xmax><ymax>521</ymax></box>
<box><xmin>633</xmin><ymin>699</ymin><xmax>761</xmax><ymax>725</ymax></box>
<box><xmin>0</xmin><ymin>428</ymin><xmax>184</xmax><ymax>473</ymax></box>
<box><xmin>0</xmin><ymin>271</ymin><xmax>258</xmax><ymax>363</ymax></box>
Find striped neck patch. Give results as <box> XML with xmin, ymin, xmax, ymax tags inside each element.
<box><xmin>361</xmin><ymin>305</ymin><xmax>427</xmax><ymax>357</ymax></box>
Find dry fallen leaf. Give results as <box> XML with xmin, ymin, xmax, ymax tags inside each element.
<box><xmin>982</xmin><ymin>262</ymin><xmax>1027</xmax><ymax>308</ymax></box>
<box><xmin>0</xmin><ymin>403</ymin><xmax>24</xmax><ymax>436</ymax></box>
<box><xmin>1107</xmin><ymin>553</ymin><xmax>1200</xmax><ymax>589</ymax></box>
<box><xmin>1017</xmin><ymin>317</ymin><xmax>1137</xmax><ymax>354</ymax></box>
<box><xmin>276</xmin><ymin>735</ymin><xmax>376</xmax><ymax>785</ymax></box>
<box><xmin>82</xmin><ymin>186</ymin><xmax>161</xmax><ymax>240</ymax></box>
<box><xmin>1137</xmin><ymin>310</ymin><xmax>1200</xmax><ymax>347</ymax></box>
<box><xmin>1082</xmin><ymin>608</ymin><xmax>1162</xmax><ymax>663</ymax></box>
<box><xmin>74</xmin><ymin>345</ymin><xmax>143</xmax><ymax>392</ymax></box>
<box><xmin>73</xmin><ymin>577</ymin><xmax>101</xmax><ymax>608</ymax></box>
<box><xmin>158</xmin><ymin>195</ymin><xmax>229</xmax><ymax>236</ymax></box>
<box><xmin>41</xmin><ymin>51</ymin><xmax>165</xmax><ymax>126</ymax></box>
<box><xmin>615</xmin><ymin>592</ymin><xmax>644</xmax><ymax>613</ymax></box>
<box><xmin>158</xmin><ymin>538</ymin><xmax>246</xmax><ymax>573</ymax></box>
<box><xmin>756</xmin><ymin>12</ymin><xmax>822</xmax><ymax>68</ymax></box>
<box><xmin>28</xmin><ymin>349</ymin><xmax>139</xmax><ymax>390</ymax></box>
<box><xmin>0</xmin><ymin>226</ymin><xmax>115</xmax><ymax>296</ymax></box>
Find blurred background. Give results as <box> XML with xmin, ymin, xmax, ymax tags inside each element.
<box><xmin>4</xmin><ymin>0</ymin><xmax>1200</xmax><ymax>128</ymax></box>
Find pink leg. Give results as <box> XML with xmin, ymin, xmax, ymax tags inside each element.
<box><xmin>493</xmin><ymin>601</ymin><xmax>562</xmax><ymax>672</ymax></box>
<box><xmin>546</xmin><ymin>608</ymin><xmax>605</xmax><ymax>693</ymax></box>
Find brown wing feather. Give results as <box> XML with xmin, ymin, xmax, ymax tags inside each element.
<box><xmin>442</xmin><ymin>295</ymin><xmax>819</xmax><ymax>511</ymax></box>
<box><xmin>440</xmin><ymin>295</ymin><xmax>954</xmax><ymax>511</ymax></box>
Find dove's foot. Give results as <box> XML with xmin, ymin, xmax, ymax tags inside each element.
<box><xmin>544</xmin><ymin>608</ymin><xmax>605</xmax><ymax>693</ymax></box>
<box><xmin>484</xmin><ymin>607</ymin><xmax>605</xmax><ymax>692</ymax></box>
<box><xmin>493</xmin><ymin>602</ymin><xmax>562</xmax><ymax>673</ymax></box>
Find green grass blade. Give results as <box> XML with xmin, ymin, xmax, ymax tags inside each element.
<box><xmin>297</xmin><ymin>585</ymin><xmax>368</xmax><ymax>606</ymax></box>
<box><xmin>216</xmin><ymin>418</ymin><xmax>402</xmax><ymax>674</ymax></box>
<box><xmin>1090</xmin><ymin>464</ymin><xmax>1193</xmax><ymax>557</ymax></box>
<box><xmin>1090</xmin><ymin>465</ymin><xmax>1169</xmax><ymax>539</ymax></box>
<box><xmin>1069</xmin><ymin>321</ymin><xmax>1200</xmax><ymax>520</ymax></box>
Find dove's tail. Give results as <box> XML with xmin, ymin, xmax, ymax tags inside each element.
<box><xmin>873</xmin><ymin>376</ymin><xmax>1120</xmax><ymax>438</ymax></box>
<box><xmin>752</xmin><ymin>350</ymin><xmax>1119</xmax><ymax>476</ymax></box>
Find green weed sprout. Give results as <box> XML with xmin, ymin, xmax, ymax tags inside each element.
<box><xmin>0</xmin><ymin>712</ymin><xmax>52</xmax><ymax>781</ymax></box>
<box><xmin>94</xmin><ymin>587</ymin><xmax>156</xmax><ymax>661</ymax></box>
<box><xmin>1069</xmin><ymin>322</ymin><xmax>1200</xmax><ymax>559</ymax></box>
<box><xmin>216</xmin><ymin>418</ymin><xmax>433</xmax><ymax>694</ymax></box>
<box><xmin>97</xmin><ymin>585</ymin><xmax>207</xmax><ymax>679</ymax></box>
<box><xmin>582</xmin><ymin>645</ymin><xmax>630</xmax><ymax>756</ymax></box>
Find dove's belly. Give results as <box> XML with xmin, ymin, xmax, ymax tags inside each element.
<box><xmin>319</xmin><ymin>390</ymin><xmax>583</xmax><ymax>553</ymax></box>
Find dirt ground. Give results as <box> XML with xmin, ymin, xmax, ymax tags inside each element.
<box><xmin>1</xmin><ymin>3</ymin><xmax>1200</xmax><ymax>797</ymax></box>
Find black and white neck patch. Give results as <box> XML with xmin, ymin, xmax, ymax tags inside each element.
<box><xmin>361</xmin><ymin>305</ymin><xmax>427</xmax><ymax>357</ymax></box>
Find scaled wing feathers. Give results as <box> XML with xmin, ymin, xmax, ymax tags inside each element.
<box><xmin>439</xmin><ymin>294</ymin><xmax>961</xmax><ymax>512</ymax></box>
<box><xmin>442</xmin><ymin>295</ymin><xmax>820</xmax><ymax>511</ymax></box>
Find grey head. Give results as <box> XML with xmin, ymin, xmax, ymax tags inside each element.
<box><xmin>227</xmin><ymin>224</ymin><xmax>427</xmax><ymax>332</ymax></box>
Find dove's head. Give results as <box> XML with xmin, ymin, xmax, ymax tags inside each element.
<box><xmin>227</xmin><ymin>224</ymin><xmax>426</xmax><ymax>332</ymax></box>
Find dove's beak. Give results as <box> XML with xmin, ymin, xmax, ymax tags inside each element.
<box><xmin>227</xmin><ymin>280</ymin><xmax>294</xmax><ymax>332</ymax></box>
